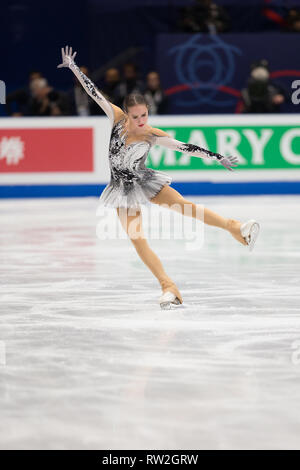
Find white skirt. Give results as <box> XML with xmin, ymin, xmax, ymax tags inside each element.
<box><xmin>98</xmin><ymin>169</ymin><xmax>172</xmax><ymax>209</ymax></box>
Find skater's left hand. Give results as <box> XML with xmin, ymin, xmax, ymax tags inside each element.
<box><xmin>57</xmin><ymin>45</ymin><xmax>77</xmax><ymax>69</ymax></box>
<box><xmin>219</xmin><ymin>155</ymin><xmax>239</xmax><ymax>171</ymax></box>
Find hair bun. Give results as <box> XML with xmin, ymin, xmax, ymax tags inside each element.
<box><xmin>124</xmin><ymin>93</ymin><xmax>148</xmax><ymax>112</ymax></box>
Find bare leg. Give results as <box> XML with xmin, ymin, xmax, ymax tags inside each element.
<box><xmin>150</xmin><ymin>185</ymin><xmax>248</xmax><ymax>246</ymax></box>
<box><xmin>116</xmin><ymin>207</ymin><xmax>183</xmax><ymax>303</ymax></box>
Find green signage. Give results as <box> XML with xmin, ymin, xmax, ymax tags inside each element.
<box><xmin>147</xmin><ymin>126</ymin><xmax>300</xmax><ymax>170</ymax></box>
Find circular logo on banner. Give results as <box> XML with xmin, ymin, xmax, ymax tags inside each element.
<box><xmin>168</xmin><ymin>34</ymin><xmax>242</xmax><ymax>107</ymax></box>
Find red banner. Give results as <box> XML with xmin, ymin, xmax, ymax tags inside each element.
<box><xmin>0</xmin><ymin>128</ymin><xmax>94</xmax><ymax>172</ymax></box>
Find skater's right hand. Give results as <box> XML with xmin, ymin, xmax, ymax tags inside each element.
<box><xmin>57</xmin><ymin>45</ymin><xmax>77</xmax><ymax>69</ymax></box>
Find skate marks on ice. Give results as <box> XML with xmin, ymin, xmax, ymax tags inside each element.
<box><xmin>0</xmin><ymin>196</ymin><xmax>300</xmax><ymax>449</ymax></box>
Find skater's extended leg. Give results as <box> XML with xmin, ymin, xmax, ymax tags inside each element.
<box><xmin>116</xmin><ymin>207</ymin><xmax>183</xmax><ymax>303</ymax></box>
<box><xmin>150</xmin><ymin>185</ymin><xmax>248</xmax><ymax>246</ymax></box>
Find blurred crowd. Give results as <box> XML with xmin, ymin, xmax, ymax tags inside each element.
<box><xmin>6</xmin><ymin>57</ymin><xmax>288</xmax><ymax>117</ymax></box>
<box><xmin>178</xmin><ymin>0</ymin><xmax>300</xmax><ymax>34</ymax></box>
<box><xmin>178</xmin><ymin>0</ymin><xmax>231</xmax><ymax>34</ymax></box>
<box><xmin>5</xmin><ymin>63</ymin><xmax>168</xmax><ymax>117</ymax></box>
<box><xmin>284</xmin><ymin>7</ymin><xmax>300</xmax><ymax>32</ymax></box>
<box><xmin>5</xmin><ymin>0</ymin><xmax>299</xmax><ymax>117</ymax></box>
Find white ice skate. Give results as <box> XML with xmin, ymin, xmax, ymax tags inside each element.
<box><xmin>159</xmin><ymin>291</ymin><xmax>181</xmax><ymax>310</ymax></box>
<box><xmin>240</xmin><ymin>219</ymin><xmax>260</xmax><ymax>251</ymax></box>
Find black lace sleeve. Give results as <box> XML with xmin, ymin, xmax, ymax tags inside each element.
<box><xmin>154</xmin><ymin>136</ymin><xmax>222</xmax><ymax>161</ymax></box>
<box><xmin>69</xmin><ymin>59</ymin><xmax>115</xmax><ymax>126</ymax></box>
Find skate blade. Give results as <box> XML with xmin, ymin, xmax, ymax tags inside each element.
<box><xmin>248</xmin><ymin>222</ymin><xmax>260</xmax><ymax>252</ymax></box>
<box><xmin>160</xmin><ymin>301</ymin><xmax>172</xmax><ymax>310</ymax></box>
<box><xmin>160</xmin><ymin>299</ymin><xmax>181</xmax><ymax>310</ymax></box>
<box><xmin>241</xmin><ymin>219</ymin><xmax>260</xmax><ymax>251</ymax></box>
<box><xmin>159</xmin><ymin>291</ymin><xmax>181</xmax><ymax>309</ymax></box>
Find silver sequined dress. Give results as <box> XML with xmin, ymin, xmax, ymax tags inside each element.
<box><xmin>67</xmin><ymin>58</ymin><xmax>228</xmax><ymax>209</ymax></box>
<box><xmin>98</xmin><ymin>117</ymin><xmax>172</xmax><ymax>209</ymax></box>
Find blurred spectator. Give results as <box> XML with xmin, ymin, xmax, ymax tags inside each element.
<box><xmin>6</xmin><ymin>70</ymin><xmax>43</xmax><ymax>116</ymax></box>
<box><xmin>179</xmin><ymin>0</ymin><xmax>231</xmax><ymax>34</ymax></box>
<box><xmin>284</xmin><ymin>8</ymin><xmax>300</xmax><ymax>32</ymax></box>
<box><xmin>28</xmin><ymin>77</ymin><xmax>71</xmax><ymax>116</ymax></box>
<box><xmin>101</xmin><ymin>68</ymin><xmax>121</xmax><ymax>102</ymax></box>
<box><xmin>241</xmin><ymin>60</ymin><xmax>287</xmax><ymax>113</ymax></box>
<box><xmin>113</xmin><ymin>63</ymin><xmax>144</xmax><ymax>108</ymax></box>
<box><xmin>144</xmin><ymin>71</ymin><xmax>168</xmax><ymax>115</ymax></box>
<box><xmin>68</xmin><ymin>65</ymin><xmax>104</xmax><ymax>116</ymax></box>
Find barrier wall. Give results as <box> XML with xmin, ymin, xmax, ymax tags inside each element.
<box><xmin>0</xmin><ymin>115</ymin><xmax>300</xmax><ymax>198</ymax></box>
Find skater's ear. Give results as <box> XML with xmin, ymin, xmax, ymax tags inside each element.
<box><xmin>151</xmin><ymin>128</ymin><xmax>172</xmax><ymax>138</ymax></box>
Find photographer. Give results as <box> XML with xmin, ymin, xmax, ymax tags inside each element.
<box><xmin>5</xmin><ymin>71</ymin><xmax>43</xmax><ymax>116</ymax></box>
<box><xmin>241</xmin><ymin>60</ymin><xmax>286</xmax><ymax>113</ymax></box>
<box><xmin>28</xmin><ymin>77</ymin><xmax>71</xmax><ymax>116</ymax></box>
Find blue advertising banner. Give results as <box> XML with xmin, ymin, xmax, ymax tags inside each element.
<box><xmin>156</xmin><ymin>33</ymin><xmax>300</xmax><ymax>114</ymax></box>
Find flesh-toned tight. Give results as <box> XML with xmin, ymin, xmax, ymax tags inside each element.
<box><xmin>116</xmin><ymin>185</ymin><xmax>247</xmax><ymax>304</ymax></box>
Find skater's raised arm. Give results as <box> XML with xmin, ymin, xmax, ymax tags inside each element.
<box><xmin>152</xmin><ymin>128</ymin><xmax>238</xmax><ymax>171</ymax></box>
<box><xmin>57</xmin><ymin>45</ymin><xmax>124</xmax><ymax>127</ymax></box>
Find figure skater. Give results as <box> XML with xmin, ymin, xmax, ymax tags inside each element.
<box><xmin>57</xmin><ymin>46</ymin><xmax>260</xmax><ymax>309</ymax></box>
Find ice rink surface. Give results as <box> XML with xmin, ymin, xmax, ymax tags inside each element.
<box><xmin>0</xmin><ymin>194</ymin><xmax>300</xmax><ymax>450</ymax></box>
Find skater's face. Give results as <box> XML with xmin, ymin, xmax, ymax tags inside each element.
<box><xmin>127</xmin><ymin>104</ymin><xmax>148</xmax><ymax>130</ymax></box>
